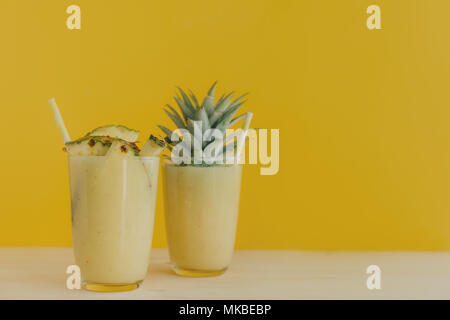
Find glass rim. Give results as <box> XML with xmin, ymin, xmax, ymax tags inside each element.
<box><xmin>162</xmin><ymin>158</ymin><xmax>243</xmax><ymax>167</ymax></box>
<box><xmin>67</xmin><ymin>155</ymin><xmax>161</xmax><ymax>160</ymax></box>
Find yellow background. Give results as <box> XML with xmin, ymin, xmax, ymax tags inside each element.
<box><xmin>1</xmin><ymin>0</ymin><xmax>450</xmax><ymax>250</ymax></box>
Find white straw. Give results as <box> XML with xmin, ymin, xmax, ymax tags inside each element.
<box><xmin>48</xmin><ymin>98</ymin><xmax>71</xmax><ymax>143</ymax></box>
<box><xmin>235</xmin><ymin>112</ymin><xmax>253</xmax><ymax>162</ymax></box>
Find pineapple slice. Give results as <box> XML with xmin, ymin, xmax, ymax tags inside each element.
<box><xmin>140</xmin><ymin>134</ymin><xmax>166</xmax><ymax>156</ymax></box>
<box><xmin>105</xmin><ymin>139</ymin><xmax>140</xmax><ymax>158</ymax></box>
<box><xmin>64</xmin><ymin>136</ymin><xmax>113</xmax><ymax>156</ymax></box>
<box><xmin>86</xmin><ymin>125</ymin><xmax>139</xmax><ymax>142</ymax></box>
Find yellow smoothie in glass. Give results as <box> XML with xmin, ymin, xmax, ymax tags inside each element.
<box><xmin>69</xmin><ymin>155</ymin><xmax>159</xmax><ymax>291</ymax></box>
<box><xmin>163</xmin><ymin>160</ymin><xmax>242</xmax><ymax>276</ymax></box>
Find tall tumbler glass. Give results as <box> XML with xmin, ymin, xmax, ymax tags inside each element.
<box><xmin>68</xmin><ymin>155</ymin><xmax>159</xmax><ymax>292</ymax></box>
<box><xmin>163</xmin><ymin>160</ymin><xmax>243</xmax><ymax>277</ymax></box>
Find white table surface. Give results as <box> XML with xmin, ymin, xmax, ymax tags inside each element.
<box><xmin>1</xmin><ymin>248</ymin><xmax>450</xmax><ymax>299</ymax></box>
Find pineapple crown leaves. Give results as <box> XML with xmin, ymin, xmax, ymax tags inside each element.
<box><xmin>160</xmin><ymin>81</ymin><xmax>249</xmax><ymax>152</ymax></box>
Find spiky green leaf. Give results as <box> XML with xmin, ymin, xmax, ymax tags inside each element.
<box><xmin>215</xmin><ymin>101</ymin><xmax>245</xmax><ymax>132</ymax></box>
<box><xmin>187</xmin><ymin>119</ymin><xmax>195</xmax><ymax>136</ymax></box>
<box><xmin>177</xmin><ymin>87</ymin><xmax>196</xmax><ymax>113</ymax></box>
<box><xmin>174</xmin><ymin>96</ymin><xmax>194</xmax><ymax>120</ymax></box>
<box><xmin>209</xmin><ymin>93</ymin><xmax>233</xmax><ymax>126</ymax></box>
<box><xmin>194</xmin><ymin>107</ymin><xmax>210</xmax><ymax>131</ymax></box>
<box><xmin>201</xmin><ymin>81</ymin><xmax>217</xmax><ymax>116</ymax></box>
<box><xmin>158</xmin><ymin>125</ymin><xmax>174</xmax><ymax>138</ymax></box>
<box><xmin>215</xmin><ymin>94</ymin><xmax>225</xmax><ymax>107</ymax></box>
<box><xmin>158</xmin><ymin>125</ymin><xmax>182</xmax><ymax>146</ymax></box>
<box><xmin>164</xmin><ymin>108</ymin><xmax>187</xmax><ymax>129</ymax></box>
<box><xmin>229</xmin><ymin>113</ymin><xmax>247</xmax><ymax>127</ymax></box>
<box><xmin>189</xmin><ymin>90</ymin><xmax>200</xmax><ymax>109</ymax></box>
<box><xmin>166</xmin><ymin>104</ymin><xmax>186</xmax><ymax>127</ymax></box>
<box><xmin>183</xmin><ymin>120</ymin><xmax>203</xmax><ymax>153</ymax></box>
<box><xmin>228</xmin><ymin>93</ymin><xmax>248</xmax><ymax>110</ymax></box>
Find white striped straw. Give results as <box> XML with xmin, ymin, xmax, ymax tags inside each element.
<box><xmin>48</xmin><ymin>98</ymin><xmax>71</xmax><ymax>143</ymax></box>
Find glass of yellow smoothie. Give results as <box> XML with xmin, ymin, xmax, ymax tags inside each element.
<box><xmin>49</xmin><ymin>98</ymin><xmax>166</xmax><ymax>291</ymax></box>
<box><xmin>163</xmin><ymin>160</ymin><xmax>243</xmax><ymax>277</ymax></box>
<box><xmin>157</xmin><ymin>82</ymin><xmax>252</xmax><ymax>277</ymax></box>
<box><xmin>57</xmin><ymin>122</ymin><xmax>165</xmax><ymax>292</ymax></box>
<box><xmin>69</xmin><ymin>154</ymin><xmax>159</xmax><ymax>291</ymax></box>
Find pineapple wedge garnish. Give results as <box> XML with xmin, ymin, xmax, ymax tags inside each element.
<box><xmin>140</xmin><ymin>134</ymin><xmax>166</xmax><ymax>156</ymax></box>
<box><xmin>64</xmin><ymin>136</ymin><xmax>113</xmax><ymax>156</ymax></box>
<box><xmin>105</xmin><ymin>139</ymin><xmax>140</xmax><ymax>158</ymax></box>
<box><xmin>86</xmin><ymin>125</ymin><xmax>139</xmax><ymax>142</ymax></box>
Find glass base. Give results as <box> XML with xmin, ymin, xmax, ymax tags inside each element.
<box><xmin>82</xmin><ymin>280</ymin><xmax>142</xmax><ymax>292</ymax></box>
<box><xmin>173</xmin><ymin>266</ymin><xmax>227</xmax><ymax>277</ymax></box>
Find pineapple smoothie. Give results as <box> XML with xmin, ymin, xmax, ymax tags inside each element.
<box><xmin>163</xmin><ymin>161</ymin><xmax>243</xmax><ymax>275</ymax></box>
<box><xmin>157</xmin><ymin>82</ymin><xmax>252</xmax><ymax>277</ymax></box>
<box><xmin>69</xmin><ymin>155</ymin><xmax>159</xmax><ymax>288</ymax></box>
<box><xmin>59</xmin><ymin>122</ymin><xmax>165</xmax><ymax>291</ymax></box>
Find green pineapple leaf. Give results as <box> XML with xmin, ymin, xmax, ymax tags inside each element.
<box><xmin>194</xmin><ymin>107</ymin><xmax>210</xmax><ymax>131</ymax></box>
<box><xmin>174</xmin><ymin>95</ymin><xmax>194</xmax><ymax>120</ymax></box>
<box><xmin>164</xmin><ymin>106</ymin><xmax>186</xmax><ymax>129</ymax></box>
<box><xmin>215</xmin><ymin>101</ymin><xmax>246</xmax><ymax>132</ymax></box>
<box><xmin>177</xmin><ymin>87</ymin><xmax>196</xmax><ymax>113</ymax></box>
<box><xmin>158</xmin><ymin>125</ymin><xmax>181</xmax><ymax>144</ymax></box>
<box><xmin>209</xmin><ymin>93</ymin><xmax>248</xmax><ymax>127</ymax></box>
<box><xmin>227</xmin><ymin>93</ymin><xmax>248</xmax><ymax>110</ymax></box>
<box><xmin>201</xmin><ymin>81</ymin><xmax>217</xmax><ymax>116</ymax></box>
<box><xmin>189</xmin><ymin>90</ymin><xmax>200</xmax><ymax>109</ymax></box>
<box><xmin>229</xmin><ymin>113</ymin><xmax>247</xmax><ymax>127</ymax></box>
<box><xmin>187</xmin><ymin>119</ymin><xmax>195</xmax><ymax>136</ymax></box>
<box><xmin>215</xmin><ymin>94</ymin><xmax>225</xmax><ymax>107</ymax></box>
<box><xmin>158</xmin><ymin>125</ymin><xmax>172</xmax><ymax>136</ymax></box>
<box><xmin>209</xmin><ymin>92</ymin><xmax>233</xmax><ymax>126</ymax></box>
